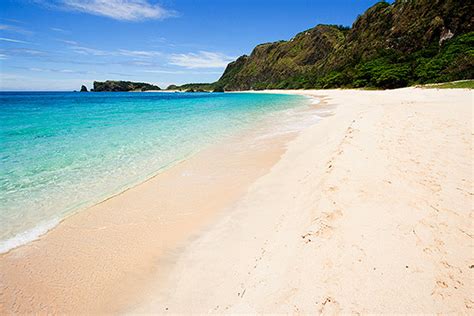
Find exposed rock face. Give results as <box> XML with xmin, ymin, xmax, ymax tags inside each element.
<box><xmin>80</xmin><ymin>85</ymin><xmax>88</xmax><ymax>92</ymax></box>
<box><xmin>93</xmin><ymin>81</ymin><xmax>161</xmax><ymax>92</ymax></box>
<box><xmin>439</xmin><ymin>28</ymin><xmax>455</xmax><ymax>45</ymax></box>
<box><xmin>216</xmin><ymin>0</ymin><xmax>473</xmax><ymax>90</ymax></box>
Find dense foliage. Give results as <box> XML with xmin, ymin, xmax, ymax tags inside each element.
<box><xmin>215</xmin><ymin>0</ymin><xmax>473</xmax><ymax>90</ymax></box>
<box><xmin>164</xmin><ymin>82</ymin><xmax>226</xmax><ymax>92</ymax></box>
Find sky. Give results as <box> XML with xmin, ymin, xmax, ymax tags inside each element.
<box><xmin>0</xmin><ymin>0</ymin><xmax>386</xmax><ymax>91</ymax></box>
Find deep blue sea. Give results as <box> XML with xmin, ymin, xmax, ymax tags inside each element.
<box><xmin>0</xmin><ymin>91</ymin><xmax>309</xmax><ymax>253</ymax></box>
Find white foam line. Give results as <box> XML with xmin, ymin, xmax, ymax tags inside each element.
<box><xmin>0</xmin><ymin>218</ymin><xmax>60</xmax><ymax>254</ymax></box>
<box><xmin>310</xmin><ymin>97</ymin><xmax>321</xmax><ymax>105</ymax></box>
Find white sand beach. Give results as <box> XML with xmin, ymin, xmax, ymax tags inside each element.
<box><xmin>133</xmin><ymin>88</ymin><xmax>473</xmax><ymax>314</ymax></box>
<box><xmin>1</xmin><ymin>88</ymin><xmax>472</xmax><ymax>314</ymax></box>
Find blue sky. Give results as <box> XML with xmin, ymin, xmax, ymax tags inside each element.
<box><xmin>1</xmin><ymin>0</ymin><xmax>385</xmax><ymax>91</ymax></box>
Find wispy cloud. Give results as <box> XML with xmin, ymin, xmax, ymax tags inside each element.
<box><xmin>118</xmin><ymin>49</ymin><xmax>161</xmax><ymax>58</ymax></box>
<box><xmin>143</xmin><ymin>69</ymin><xmax>223</xmax><ymax>74</ymax></box>
<box><xmin>27</xmin><ymin>67</ymin><xmax>45</xmax><ymax>72</ymax></box>
<box><xmin>169</xmin><ymin>51</ymin><xmax>235</xmax><ymax>69</ymax></box>
<box><xmin>0</xmin><ymin>23</ymin><xmax>33</xmax><ymax>35</ymax></box>
<box><xmin>0</xmin><ymin>37</ymin><xmax>30</xmax><ymax>44</ymax></box>
<box><xmin>16</xmin><ymin>66</ymin><xmax>96</xmax><ymax>75</ymax></box>
<box><xmin>59</xmin><ymin>39</ymin><xmax>79</xmax><ymax>45</ymax></box>
<box><xmin>0</xmin><ymin>18</ymin><xmax>26</xmax><ymax>24</ymax></box>
<box><xmin>0</xmin><ymin>53</ymin><xmax>7</xmax><ymax>59</ymax></box>
<box><xmin>150</xmin><ymin>36</ymin><xmax>167</xmax><ymax>43</ymax></box>
<box><xmin>2</xmin><ymin>48</ymin><xmax>46</xmax><ymax>57</ymax></box>
<box><xmin>66</xmin><ymin>43</ymin><xmax>162</xmax><ymax>59</ymax></box>
<box><xmin>143</xmin><ymin>69</ymin><xmax>187</xmax><ymax>74</ymax></box>
<box><xmin>107</xmin><ymin>72</ymin><xmax>137</xmax><ymax>77</ymax></box>
<box><xmin>58</xmin><ymin>69</ymin><xmax>76</xmax><ymax>73</ymax></box>
<box><xmin>131</xmin><ymin>60</ymin><xmax>154</xmax><ymax>66</ymax></box>
<box><xmin>68</xmin><ymin>45</ymin><xmax>110</xmax><ymax>56</ymax></box>
<box><xmin>50</xmin><ymin>27</ymin><xmax>69</xmax><ymax>33</ymax></box>
<box><xmin>36</xmin><ymin>0</ymin><xmax>176</xmax><ymax>21</ymax></box>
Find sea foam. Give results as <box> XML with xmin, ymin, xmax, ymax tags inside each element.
<box><xmin>0</xmin><ymin>218</ymin><xmax>60</xmax><ymax>254</ymax></box>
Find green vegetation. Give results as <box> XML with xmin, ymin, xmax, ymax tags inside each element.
<box><xmin>166</xmin><ymin>84</ymin><xmax>179</xmax><ymax>90</ymax></box>
<box><xmin>162</xmin><ymin>82</ymin><xmax>225</xmax><ymax>92</ymax></box>
<box><xmin>213</xmin><ymin>0</ymin><xmax>473</xmax><ymax>90</ymax></box>
<box><xmin>92</xmin><ymin>81</ymin><xmax>161</xmax><ymax>92</ymax></box>
<box><xmin>212</xmin><ymin>85</ymin><xmax>225</xmax><ymax>92</ymax></box>
<box><xmin>165</xmin><ymin>83</ymin><xmax>216</xmax><ymax>92</ymax></box>
<box><xmin>420</xmin><ymin>80</ymin><xmax>474</xmax><ymax>89</ymax></box>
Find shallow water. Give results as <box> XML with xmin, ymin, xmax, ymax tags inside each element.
<box><xmin>0</xmin><ymin>91</ymin><xmax>309</xmax><ymax>252</ymax></box>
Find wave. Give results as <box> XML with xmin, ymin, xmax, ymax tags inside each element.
<box><xmin>0</xmin><ymin>218</ymin><xmax>60</xmax><ymax>254</ymax></box>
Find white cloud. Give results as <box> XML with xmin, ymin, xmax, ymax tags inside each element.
<box><xmin>0</xmin><ymin>24</ymin><xmax>33</xmax><ymax>35</ymax></box>
<box><xmin>50</xmin><ymin>27</ymin><xmax>69</xmax><ymax>33</ymax></box>
<box><xmin>0</xmin><ymin>53</ymin><xmax>7</xmax><ymax>59</ymax></box>
<box><xmin>5</xmin><ymin>48</ymin><xmax>46</xmax><ymax>56</ymax></box>
<box><xmin>59</xmin><ymin>39</ymin><xmax>79</xmax><ymax>45</ymax></box>
<box><xmin>68</xmin><ymin>45</ymin><xmax>110</xmax><ymax>56</ymax></box>
<box><xmin>21</xmin><ymin>66</ymin><xmax>95</xmax><ymax>75</ymax></box>
<box><xmin>131</xmin><ymin>61</ymin><xmax>154</xmax><ymax>66</ymax></box>
<box><xmin>66</xmin><ymin>45</ymin><xmax>162</xmax><ymax>59</ymax></box>
<box><xmin>0</xmin><ymin>18</ymin><xmax>26</xmax><ymax>24</ymax></box>
<box><xmin>169</xmin><ymin>51</ymin><xmax>235</xmax><ymax>69</ymax></box>
<box><xmin>143</xmin><ymin>69</ymin><xmax>222</xmax><ymax>74</ymax></box>
<box><xmin>38</xmin><ymin>0</ymin><xmax>175</xmax><ymax>21</ymax></box>
<box><xmin>118</xmin><ymin>49</ymin><xmax>161</xmax><ymax>58</ymax></box>
<box><xmin>0</xmin><ymin>37</ymin><xmax>30</xmax><ymax>44</ymax></box>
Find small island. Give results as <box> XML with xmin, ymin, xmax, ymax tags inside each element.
<box><xmin>84</xmin><ymin>81</ymin><xmax>226</xmax><ymax>93</ymax></box>
<box><xmin>165</xmin><ymin>83</ymin><xmax>225</xmax><ymax>92</ymax></box>
<box><xmin>91</xmin><ymin>80</ymin><xmax>161</xmax><ymax>92</ymax></box>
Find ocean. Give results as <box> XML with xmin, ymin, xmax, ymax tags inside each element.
<box><xmin>0</xmin><ymin>91</ymin><xmax>311</xmax><ymax>253</ymax></box>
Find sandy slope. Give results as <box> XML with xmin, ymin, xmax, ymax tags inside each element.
<box><xmin>133</xmin><ymin>88</ymin><xmax>473</xmax><ymax>314</ymax></box>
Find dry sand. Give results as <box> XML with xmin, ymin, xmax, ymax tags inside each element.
<box><xmin>1</xmin><ymin>88</ymin><xmax>472</xmax><ymax>314</ymax></box>
<box><xmin>133</xmin><ymin>88</ymin><xmax>473</xmax><ymax>314</ymax></box>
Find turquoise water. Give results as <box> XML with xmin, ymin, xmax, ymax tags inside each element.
<box><xmin>0</xmin><ymin>91</ymin><xmax>308</xmax><ymax>253</ymax></box>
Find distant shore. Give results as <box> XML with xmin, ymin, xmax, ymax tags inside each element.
<box><xmin>1</xmin><ymin>88</ymin><xmax>472</xmax><ymax>313</ymax></box>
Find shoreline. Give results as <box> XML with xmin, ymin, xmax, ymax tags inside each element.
<box><xmin>0</xmin><ymin>93</ymin><xmax>325</xmax><ymax>313</ymax></box>
<box><xmin>0</xmin><ymin>153</ymin><xmax>195</xmax><ymax>255</ymax></box>
<box><xmin>0</xmin><ymin>92</ymin><xmax>315</xmax><ymax>256</ymax></box>
<box><xmin>1</xmin><ymin>88</ymin><xmax>472</xmax><ymax>313</ymax></box>
<box><xmin>0</xmin><ymin>90</ymin><xmax>320</xmax><ymax>257</ymax></box>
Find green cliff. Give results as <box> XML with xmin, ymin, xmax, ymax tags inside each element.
<box><xmin>166</xmin><ymin>83</ymin><xmax>215</xmax><ymax>92</ymax></box>
<box><xmin>217</xmin><ymin>0</ymin><xmax>473</xmax><ymax>90</ymax></box>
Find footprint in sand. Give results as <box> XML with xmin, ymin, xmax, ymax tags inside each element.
<box><xmin>317</xmin><ymin>296</ymin><xmax>341</xmax><ymax>314</ymax></box>
<box><xmin>302</xmin><ymin>209</ymin><xmax>343</xmax><ymax>243</ymax></box>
